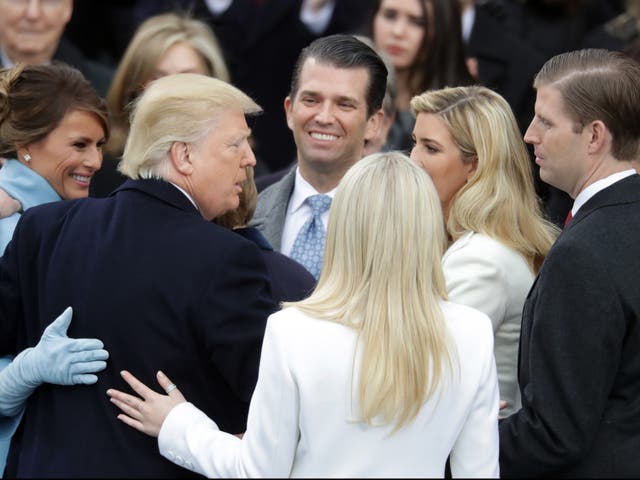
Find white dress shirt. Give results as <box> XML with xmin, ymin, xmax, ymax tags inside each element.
<box><xmin>571</xmin><ymin>169</ymin><xmax>636</xmax><ymax>216</ymax></box>
<box><xmin>158</xmin><ymin>303</ymin><xmax>500</xmax><ymax>477</ymax></box>
<box><xmin>280</xmin><ymin>168</ymin><xmax>336</xmax><ymax>256</ymax></box>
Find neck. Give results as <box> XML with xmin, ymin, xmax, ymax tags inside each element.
<box><xmin>298</xmin><ymin>159</ymin><xmax>355</xmax><ymax>194</ymax></box>
<box><xmin>572</xmin><ymin>154</ymin><xmax>634</xmax><ymax>198</ymax></box>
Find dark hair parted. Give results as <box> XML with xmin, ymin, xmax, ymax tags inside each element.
<box><xmin>289</xmin><ymin>34</ymin><xmax>388</xmax><ymax>117</ymax></box>
<box><xmin>368</xmin><ymin>0</ymin><xmax>473</xmax><ymax>96</ymax></box>
<box><xmin>534</xmin><ymin>48</ymin><xmax>640</xmax><ymax>161</ymax></box>
<box><xmin>0</xmin><ymin>62</ymin><xmax>110</xmax><ymax>158</ymax></box>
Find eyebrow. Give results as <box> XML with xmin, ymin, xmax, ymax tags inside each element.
<box><xmin>414</xmin><ymin>135</ymin><xmax>443</xmax><ymax>148</ymax></box>
<box><xmin>298</xmin><ymin>90</ymin><xmax>361</xmax><ymax>104</ymax></box>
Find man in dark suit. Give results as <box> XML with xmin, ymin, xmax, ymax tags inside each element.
<box><xmin>0</xmin><ymin>74</ymin><xmax>277</xmax><ymax>477</ymax></box>
<box><xmin>499</xmin><ymin>49</ymin><xmax>640</xmax><ymax>477</ymax></box>
<box><xmin>249</xmin><ymin>34</ymin><xmax>386</xmax><ymax>279</ymax></box>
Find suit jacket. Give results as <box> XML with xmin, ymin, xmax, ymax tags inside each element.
<box><xmin>249</xmin><ymin>165</ymin><xmax>297</xmax><ymax>252</ymax></box>
<box><xmin>0</xmin><ymin>179</ymin><xmax>277</xmax><ymax>477</ymax></box>
<box><xmin>234</xmin><ymin>227</ymin><xmax>316</xmax><ymax>304</ymax></box>
<box><xmin>156</xmin><ymin>304</ymin><xmax>499</xmax><ymax>477</ymax></box>
<box><xmin>499</xmin><ymin>174</ymin><xmax>640</xmax><ymax>477</ymax></box>
<box><xmin>443</xmin><ymin>232</ymin><xmax>533</xmax><ymax>417</ymax></box>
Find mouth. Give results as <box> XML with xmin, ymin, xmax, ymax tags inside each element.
<box><xmin>386</xmin><ymin>45</ymin><xmax>405</xmax><ymax>56</ymax></box>
<box><xmin>309</xmin><ymin>132</ymin><xmax>339</xmax><ymax>142</ymax></box>
<box><xmin>71</xmin><ymin>174</ymin><xmax>92</xmax><ymax>186</ymax></box>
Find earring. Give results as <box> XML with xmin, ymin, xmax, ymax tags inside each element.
<box><xmin>23</xmin><ymin>153</ymin><xmax>31</xmax><ymax>163</ymax></box>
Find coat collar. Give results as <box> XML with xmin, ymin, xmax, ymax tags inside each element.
<box><xmin>113</xmin><ymin>178</ymin><xmax>200</xmax><ymax>216</ymax></box>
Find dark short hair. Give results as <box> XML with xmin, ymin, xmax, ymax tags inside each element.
<box><xmin>0</xmin><ymin>62</ymin><xmax>110</xmax><ymax>158</ymax></box>
<box><xmin>289</xmin><ymin>33</ymin><xmax>388</xmax><ymax>117</ymax></box>
<box><xmin>534</xmin><ymin>48</ymin><xmax>640</xmax><ymax>161</ymax></box>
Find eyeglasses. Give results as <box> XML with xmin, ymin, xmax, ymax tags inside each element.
<box><xmin>1</xmin><ymin>0</ymin><xmax>66</xmax><ymax>11</ymax></box>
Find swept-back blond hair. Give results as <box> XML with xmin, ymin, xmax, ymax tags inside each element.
<box><xmin>119</xmin><ymin>73</ymin><xmax>260</xmax><ymax>180</ymax></box>
<box><xmin>411</xmin><ymin>86</ymin><xmax>559</xmax><ymax>272</ymax></box>
<box><xmin>285</xmin><ymin>152</ymin><xmax>455</xmax><ymax>431</ymax></box>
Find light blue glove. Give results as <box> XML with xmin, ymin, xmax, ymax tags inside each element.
<box><xmin>0</xmin><ymin>307</ymin><xmax>109</xmax><ymax>417</ymax></box>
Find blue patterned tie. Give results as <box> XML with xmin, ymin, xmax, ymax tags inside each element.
<box><xmin>289</xmin><ymin>194</ymin><xmax>332</xmax><ymax>280</ymax></box>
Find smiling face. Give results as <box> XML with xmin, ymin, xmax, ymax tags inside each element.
<box><xmin>185</xmin><ymin>109</ymin><xmax>256</xmax><ymax>220</ymax></box>
<box><xmin>0</xmin><ymin>0</ymin><xmax>72</xmax><ymax>64</ymax></box>
<box><xmin>285</xmin><ymin>58</ymin><xmax>379</xmax><ymax>185</ymax></box>
<box><xmin>524</xmin><ymin>84</ymin><xmax>590</xmax><ymax>198</ymax></box>
<box><xmin>21</xmin><ymin>109</ymin><xmax>106</xmax><ymax>199</ymax></box>
<box><xmin>373</xmin><ymin>0</ymin><xmax>426</xmax><ymax>71</ymax></box>
<box><xmin>410</xmin><ymin>112</ymin><xmax>476</xmax><ymax>217</ymax></box>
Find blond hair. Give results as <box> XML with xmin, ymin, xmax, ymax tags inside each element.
<box><xmin>285</xmin><ymin>152</ymin><xmax>455</xmax><ymax>431</ymax></box>
<box><xmin>119</xmin><ymin>73</ymin><xmax>260</xmax><ymax>180</ymax></box>
<box><xmin>106</xmin><ymin>12</ymin><xmax>230</xmax><ymax>156</ymax></box>
<box><xmin>411</xmin><ymin>86</ymin><xmax>559</xmax><ymax>272</ymax></box>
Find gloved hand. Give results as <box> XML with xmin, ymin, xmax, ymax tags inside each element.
<box><xmin>17</xmin><ymin>306</ymin><xmax>109</xmax><ymax>386</ymax></box>
<box><xmin>0</xmin><ymin>307</ymin><xmax>109</xmax><ymax>417</ymax></box>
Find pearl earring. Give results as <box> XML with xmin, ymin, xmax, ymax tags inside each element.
<box><xmin>23</xmin><ymin>153</ymin><xmax>31</xmax><ymax>163</ymax></box>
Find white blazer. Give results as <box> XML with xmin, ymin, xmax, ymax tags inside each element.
<box><xmin>443</xmin><ymin>231</ymin><xmax>534</xmax><ymax>416</ymax></box>
<box><xmin>158</xmin><ymin>304</ymin><xmax>500</xmax><ymax>478</ymax></box>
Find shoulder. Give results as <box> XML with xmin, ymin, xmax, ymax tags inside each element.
<box><xmin>441</xmin><ymin>300</ymin><xmax>495</xmax><ymax>350</ymax></box>
<box><xmin>444</xmin><ymin>232</ymin><xmax>529</xmax><ymax>274</ymax></box>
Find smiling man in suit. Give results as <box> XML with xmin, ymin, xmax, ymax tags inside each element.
<box><xmin>250</xmin><ymin>34</ymin><xmax>386</xmax><ymax>280</ymax></box>
<box><xmin>499</xmin><ymin>48</ymin><xmax>640</xmax><ymax>477</ymax></box>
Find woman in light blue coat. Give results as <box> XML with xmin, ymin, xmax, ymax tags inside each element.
<box><xmin>0</xmin><ymin>62</ymin><xmax>110</xmax><ymax>473</ymax></box>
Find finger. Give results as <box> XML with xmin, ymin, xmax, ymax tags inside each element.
<box><xmin>157</xmin><ymin>371</ymin><xmax>186</xmax><ymax>402</ymax></box>
<box><xmin>70</xmin><ymin>360</ymin><xmax>107</xmax><ymax>376</ymax></box>
<box><xmin>44</xmin><ymin>306</ymin><xmax>73</xmax><ymax>336</ymax></box>
<box><xmin>68</xmin><ymin>339</ymin><xmax>105</xmax><ymax>353</ymax></box>
<box><xmin>116</xmin><ymin>413</ymin><xmax>146</xmax><ymax>434</ymax></box>
<box><xmin>119</xmin><ymin>371</ymin><xmax>156</xmax><ymax>401</ymax></box>
<box><xmin>70</xmin><ymin>348</ymin><xmax>109</xmax><ymax>362</ymax></box>
<box><xmin>71</xmin><ymin>373</ymin><xmax>98</xmax><ymax>385</ymax></box>
<box><xmin>109</xmin><ymin>396</ymin><xmax>144</xmax><ymax>421</ymax></box>
<box><xmin>107</xmin><ymin>388</ymin><xmax>143</xmax><ymax>407</ymax></box>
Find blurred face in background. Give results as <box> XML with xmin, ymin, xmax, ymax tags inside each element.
<box><xmin>0</xmin><ymin>0</ymin><xmax>72</xmax><ymax>65</ymax></box>
<box><xmin>146</xmin><ymin>41</ymin><xmax>209</xmax><ymax>85</ymax></box>
<box><xmin>373</xmin><ymin>0</ymin><xmax>426</xmax><ymax>71</ymax></box>
<box><xmin>21</xmin><ymin>109</ymin><xmax>106</xmax><ymax>199</ymax></box>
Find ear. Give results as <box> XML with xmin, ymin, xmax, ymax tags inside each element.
<box><xmin>587</xmin><ymin>120</ymin><xmax>609</xmax><ymax>155</ymax></box>
<box><xmin>284</xmin><ymin>96</ymin><xmax>294</xmax><ymax>131</ymax></box>
<box><xmin>169</xmin><ymin>141</ymin><xmax>194</xmax><ymax>175</ymax></box>
<box><xmin>465</xmin><ymin>156</ymin><xmax>479</xmax><ymax>181</ymax></box>
<box><xmin>364</xmin><ymin>108</ymin><xmax>384</xmax><ymax>143</ymax></box>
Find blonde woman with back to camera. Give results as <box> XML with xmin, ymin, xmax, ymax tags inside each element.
<box><xmin>107</xmin><ymin>152</ymin><xmax>500</xmax><ymax>477</ymax></box>
<box><xmin>410</xmin><ymin>85</ymin><xmax>559</xmax><ymax>417</ymax></box>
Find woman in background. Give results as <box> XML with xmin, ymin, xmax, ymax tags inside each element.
<box><xmin>107</xmin><ymin>152</ymin><xmax>499</xmax><ymax>477</ymax></box>
<box><xmin>368</xmin><ymin>0</ymin><xmax>474</xmax><ymax>152</ymax></box>
<box><xmin>410</xmin><ymin>85</ymin><xmax>559</xmax><ymax>416</ymax></box>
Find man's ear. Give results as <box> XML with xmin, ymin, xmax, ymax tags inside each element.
<box><xmin>364</xmin><ymin>109</ymin><xmax>384</xmax><ymax>143</ymax></box>
<box><xmin>284</xmin><ymin>96</ymin><xmax>294</xmax><ymax>131</ymax></box>
<box><xmin>169</xmin><ymin>141</ymin><xmax>194</xmax><ymax>175</ymax></box>
<box><xmin>587</xmin><ymin>120</ymin><xmax>609</xmax><ymax>155</ymax></box>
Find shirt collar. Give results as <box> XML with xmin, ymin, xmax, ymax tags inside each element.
<box><xmin>572</xmin><ymin>169</ymin><xmax>636</xmax><ymax>215</ymax></box>
<box><xmin>289</xmin><ymin>167</ymin><xmax>337</xmax><ymax>214</ymax></box>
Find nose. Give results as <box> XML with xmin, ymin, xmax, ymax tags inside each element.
<box><xmin>391</xmin><ymin>18</ymin><xmax>407</xmax><ymax>36</ymax></box>
<box><xmin>84</xmin><ymin>148</ymin><xmax>103</xmax><ymax>171</ymax></box>
<box><xmin>241</xmin><ymin>143</ymin><xmax>257</xmax><ymax>168</ymax></box>
<box><xmin>25</xmin><ymin>0</ymin><xmax>44</xmax><ymax>19</ymax></box>
<box><xmin>315</xmin><ymin>101</ymin><xmax>335</xmax><ymax>124</ymax></box>
<box><xmin>523</xmin><ymin>120</ymin><xmax>538</xmax><ymax>145</ymax></box>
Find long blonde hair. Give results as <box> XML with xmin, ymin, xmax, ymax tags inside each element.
<box><xmin>285</xmin><ymin>152</ymin><xmax>455</xmax><ymax>431</ymax></box>
<box><xmin>106</xmin><ymin>12</ymin><xmax>230</xmax><ymax>157</ymax></box>
<box><xmin>411</xmin><ymin>86</ymin><xmax>559</xmax><ymax>272</ymax></box>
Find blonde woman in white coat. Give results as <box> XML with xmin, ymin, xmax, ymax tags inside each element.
<box><xmin>106</xmin><ymin>152</ymin><xmax>500</xmax><ymax>477</ymax></box>
<box><xmin>410</xmin><ymin>86</ymin><xmax>559</xmax><ymax>416</ymax></box>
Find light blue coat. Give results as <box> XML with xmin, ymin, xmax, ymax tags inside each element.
<box><xmin>0</xmin><ymin>159</ymin><xmax>60</xmax><ymax>473</ymax></box>
<box><xmin>0</xmin><ymin>159</ymin><xmax>61</xmax><ymax>254</ymax></box>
